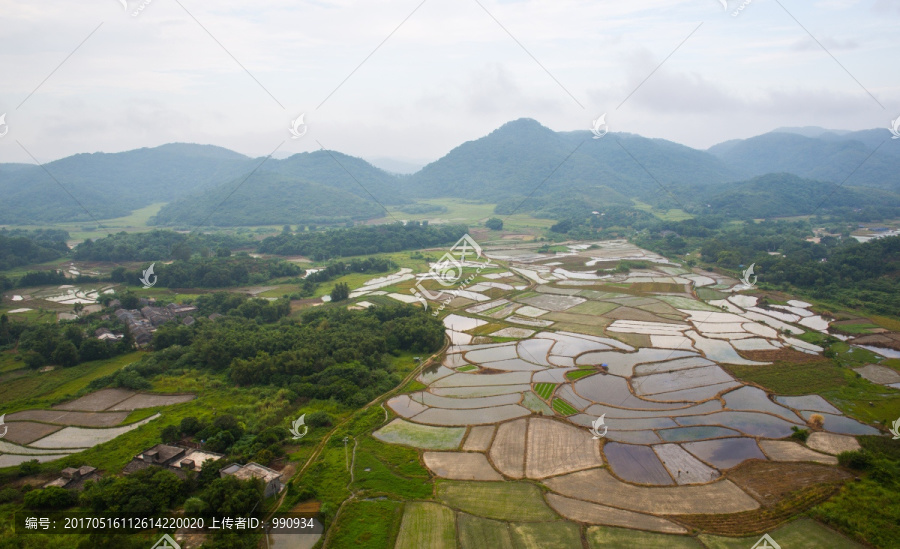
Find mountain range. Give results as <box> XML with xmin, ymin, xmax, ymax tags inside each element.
<box><xmin>1</xmin><ymin>120</ymin><xmax>898</xmax><ymax>226</ymax></box>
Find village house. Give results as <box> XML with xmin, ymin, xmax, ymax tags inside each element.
<box><xmin>220</xmin><ymin>462</ymin><xmax>284</xmax><ymax>498</ymax></box>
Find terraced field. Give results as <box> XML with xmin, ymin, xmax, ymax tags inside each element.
<box><xmin>360</xmin><ymin>239</ymin><xmax>896</xmax><ymax>547</ymax></box>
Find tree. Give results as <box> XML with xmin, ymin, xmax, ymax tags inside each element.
<box><xmin>330</xmin><ymin>282</ymin><xmax>350</xmax><ymax>302</ymax></box>
<box><xmin>51</xmin><ymin>341</ymin><xmax>80</xmax><ymax>367</ymax></box>
<box><xmin>485</xmin><ymin>217</ymin><xmax>503</xmax><ymax>231</ymax></box>
<box><xmin>161</xmin><ymin>425</ymin><xmax>181</xmax><ymax>444</ymax></box>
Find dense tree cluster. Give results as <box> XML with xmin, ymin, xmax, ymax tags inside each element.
<box><xmin>9</xmin><ymin>318</ymin><xmax>131</xmax><ymax>368</ymax></box>
<box><xmin>257</xmin><ymin>222</ymin><xmax>467</xmax><ymax>259</ymax></box>
<box><xmin>0</xmin><ymin>229</ymin><xmax>70</xmax><ymax>271</ymax></box>
<box><xmin>112</xmin><ymin>304</ymin><xmax>443</xmax><ymax>406</ymax></box>
<box><xmin>74</xmin><ymin>230</ymin><xmax>253</xmax><ymax>262</ymax></box>
<box><xmin>110</xmin><ymin>256</ymin><xmax>302</xmax><ymax>288</ymax></box>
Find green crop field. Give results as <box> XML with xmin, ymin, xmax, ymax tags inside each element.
<box><xmin>551</xmin><ymin>398</ymin><xmax>579</xmax><ymax>416</ymax></box>
<box><xmin>534</xmin><ymin>383</ymin><xmax>555</xmax><ymax>400</ymax></box>
<box><xmin>327</xmin><ymin>499</ymin><xmax>404</xmax><ymax>548</ymax></box>
<box><xmin>436</xmin><ymin>481</ymin><xmax>558</xmax><ymax>522</ymax></box>
<box><xmin>458</xmin><ymin>514</ymin><xmax>515</xmax><ymax>549</ymax></box>
<box><xmin>394</xmin><ymin>502</ymin><xmax>457</xmax><ymax>549</ymax></box>
<box><xmin>587</xmin><ymin>526</ymin><xmax>703</xmax><ymax>548</ymax></box>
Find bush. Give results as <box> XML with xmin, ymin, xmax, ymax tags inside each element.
<box><xmin>306</xmin><ymin>411</ymin><xmax>332</xmax><ymax>428</ymax></box>
<box><xmin>0</xmin><ymin>487</ymin><xmax>19</xmax><ymax>503</ymax></box>
<box><xmin>790</xmin><ymin>426</ymin><xmax>810</xmax><ymax>442</ymax></box>
<box><xmin>808</xmin><ymin>413</ymin><xmax>825</xmax><ymax>430</ymax></box>
<box><xmin>18</xmin><ymin>459</ymin><xmax>40</xmax><ymax>477</ymax></box>
<box><xmin>161</xmin><ymin>425</ymin><xmax>181</xmax><ymax>444</ymax></box>
<box><xmin>485</xmin><ymin>218</ymin><xmax>503</xmax><ymax>231</ymax></box>
<box><xmin>24</xmin><ymin>486</ymin><xmax>76</xmax><ymax>510</ymax></box>
<box><xmin>838</xmin><ymin>450</ymin><xmax>873</xmax><ymax>470</ymax></box>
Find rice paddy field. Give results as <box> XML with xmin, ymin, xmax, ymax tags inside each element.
<box><xmin>330</xmin><ymin>238</ymin><xmax>900</xmax><ymax>547</ymax></box>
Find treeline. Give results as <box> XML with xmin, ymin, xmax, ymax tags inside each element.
<box><xmin>110</xmin><ymin>256</ymin><xmax>303</xmax><ymax>288</ymax></box>
<box><xmin>0</xmin><ymin>270</ymin><xmax>71</xmax><ymax>292</ymax></box>
<box><xmin>2</xmin><ymin>313</ymin><xmax>132</xmax><ymax>368</ymax></box>
<box><xmin>635</xmin><ymin>218</ymin><xmax>900</xmax><ymax>316</ymax></box>
<box><xmin>113</xmin><ymin>304</ymin><xmax>444</xmax><ymax>406</ymax></box>
<box><xmin>290</xmin><ymin>257</ymin><xmax>396</xmax><ymax>299</ymax></box>
<box><xmin>257</xmin><ymin>222</ymin><xmax>468</xmax><ymax>259</ymax></box>
<box><xmin>74</xmin><ymin>230</ymin><xmax>254</xmax><ymax>262</ymax></box>
<box><xmin>0</xmin><ymin>229</ymin><xmax>70</xmax><ymax>271</ymax></box>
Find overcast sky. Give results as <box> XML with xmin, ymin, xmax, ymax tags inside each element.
<box><xmin>0</xmin><ymin>0</ymin><xmax>897</xmax><ymax>165</ymax></box>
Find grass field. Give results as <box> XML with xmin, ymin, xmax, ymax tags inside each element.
<box><xmin>350</xmin><ymin>437</ymin><xmax>432</xmax><ymax>499</ymax></box>
<box><xmin>699</xmin><ymin>518</ymin><xmax>864</xmax><ymax>549</ymax></box>
<box><xmin>587</xmin><ymin>526</ymin><xmax>702</xmax><ymax>548</ymax></box>
<box><xmin>458</xmin><ymin>513</ymin><xmax>515</xmax><ymax>549</ymax></box>
<box><xmin>509</xmin><ymin>521</ymin><xmax>583</xmax><ymax>548</ymax></box>
<box><xmin>551</xmin><ymin>398</ymin><xmax>579</xmax><ymax>416</ymax></box>
<box><xmin>0</xmin><ymin>352</ymin><xmax>140</xmax><ymax>412</ymax></box>
<box><xmin>327</xmin><ymin>499</ymin><xmax>403</xmax><ymax>548</ymax></box>
<box><xmin>375</xmin><ymin>198</ymin><xmax>556</xmax><ymax>232</ymax></box>
<box><xmin>534</xmin><ymin>383</ymin><xmax>555</xmax><ymax>400</ymax></box>
<box><xmin>394</xmin><ymin>502</ymin><xmax>456</xmax><ymax>549</ymax></box>
<box><xmin>436</xmin><ymin>481</ymin><xmax>558</xmax><ymax>521</ymax></box>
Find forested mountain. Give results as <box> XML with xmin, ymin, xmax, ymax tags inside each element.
<box><xmin>0</xmin><ymin>144</ymin><xmax>255</xmax><ymax>223</ymax></box>
<box><xmin>407</xmin><ymin>119</ymin><xmax>739</xmax><ymax>212</ymax></box>
<box><xmin>691</xmin><ymin>173</ymin><xmax>900</xmax><ymax>220</ymax></box>
<box><xmin>151</xmin><ymin>150</ymin><xmax>404</xmax><ymax>226</ymax></box>
<box><xmin>3</xmin><ymin>120</ymin><xmax>899</xmax><ymax>226</ymax></box>
<box><xmin>707</xmin><ymin>129</ymin><xmax>900</xmax><ymax>191</ymax></box>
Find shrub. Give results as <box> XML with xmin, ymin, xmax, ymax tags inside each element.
<box><xmin>306</xmin><ymin>411</ymin><xmax>332</xmax><ymax>428</ymax></box>
<box><xmin>24</xmin><ymin>486</ymin><xmax>76</xmax><ymax>509</ymax></box>
<box><xmin>808</xmin><ymin>413</ymin><xmax>825</xmax><ymax>430</ymax></box>
<box><xmin>485</xmin><ymin>218</ymin><xmax>503</xmax><ymax>231</ymax></box>
<box><xmin>838</xmin><ymin>450</ymin><xmax>873</xmax><ymax>470</ymax></box>
<box><xmin>790</xmin><ymin>426</ymin><xmax>810</xmax><ymax>442</ymax></box>
<box><xmin>18</xmin><ymin>459</ymin><xmax>40</xmax><ymax>477</ymax></box>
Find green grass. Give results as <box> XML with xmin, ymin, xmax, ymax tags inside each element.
<box><xmin>587</xmin><ymin>526</ymin><xmax>702</xmax><ymax>548</ymax></box>
<box><xmin>458</xmin><ymin>513</ymin><xmax>515</xmax><ymax>549</ymax></box>
<box><xmin>568</xmin><ymin>300</ymin><xmax>619</xmax><ymax>316</ymax></box>
<box><xmin>378</xmin><ymin>198</ymin><xmax>556</xmax><ymax>232</ymax></box>
<box><xmin>834</xmin><ymin>323</ymin><xmax>882</xmax><ymax>334</ymax></box>
<box><xmin>0</xmin><ymin>352</ymin><xmax>140</xmax><ymax>412</ymax></box>
<box><xmin>533</xmin><ymin>383</ymin><xmax>555</xmax><ymax>400</ymax></box>
<box><xmin>351</xmin><ymin>437</ymin><xmax>432</xmax><ymax>499</ymax></box>
<box><xmin>457</xmin><ymin>365</ymin><xmax>477</xmax><ymax>372</ymax></box>
<box><xmin>394</xmin><ymin>502</ymin><xmax>456</xmax><ymax>549</ymax></box>
<box><xmin>436</xmin><ymin>481</ymin><xmax>558</xmax><ymax>521</ymax></box>
<box><xmin>327</xmin><ymin>499</ymin><xmax>404</xmax><ymax>548</ymax></box>
<box><xmin>699</xmin><ymin>518</ymin><xmax>865</xmax><ymax>549</ymax></box>
<box><xmin>551</xmin><ymin>398</ymin><xmax>579</xmax><ymax>416</ymax></box>
<box><xmin>509</xmin><ymin>521</ymin><xmax>582</xmax><ymax>548</ymax></box>
<box><xmin>727</xmin><ymin>360</ymin><xmax>900</xmax><ymax>426</ymax></box>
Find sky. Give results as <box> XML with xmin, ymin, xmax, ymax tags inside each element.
<box><xmin>0</xmin><ymin>0</ymin><xmax>898</xmax><ymax>166</ymax></box>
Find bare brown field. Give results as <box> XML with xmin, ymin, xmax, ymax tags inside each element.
<box><xmin>2</xmin><ymin>421</ymin><xmax>63</xmax><ymax>445</ymax></box>
<box><xmin>7</xmin><ymin>410</ymin><xmax>128</xmax><ymax>427</ymax></box>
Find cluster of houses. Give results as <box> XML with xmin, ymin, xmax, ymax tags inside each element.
<box><xmin>124</xmin><ymin>443</ymin><xmax>285</xmax><ymax>497</ymax></box>
<box><xmin>43</xmin><ymin>444</ymin><xmax>285</xmax><ymax>500</ymax></box>
<box><xmin>113</xmin><ymin>301</ymin><xmax>199</xmax><ymax>346</ymax></box>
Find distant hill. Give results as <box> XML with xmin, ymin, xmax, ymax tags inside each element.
<box><xmin>151</xmin><ymin>151</ymin><xmax>402</xmax><ymax>227</ymax></box>
<box><xmin>0</xmin><ymin>144</ymin><xmax>255</xmax><ymax>223</ymax></box>
<box><xmin>406</xmin><ymin>119</ymin><xmax>739</xmax><ymax>215</ymax></box>
<box><xmin>3</xmin><ymin>120</ymin><xmax>899</xmax><ymax>226</ymax></box>
<box><xmin>693</xmin><ymin>173</ymin><xmax>900</xmax><ymax>219</ymax></box>
<box><xmin>707</xmin><ymin>129</ymin><xmax>900</xmax><ymax>191</ymax></box>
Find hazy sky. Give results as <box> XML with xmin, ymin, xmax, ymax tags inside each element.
<box><xmin>1</xmin><ymin>0</ymin><xmax>898</xmax><ymax>165</ymax></box>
